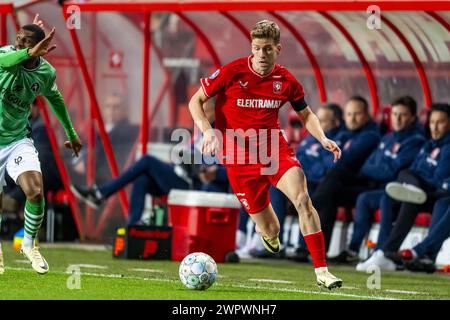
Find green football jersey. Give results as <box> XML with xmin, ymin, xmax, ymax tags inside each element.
<box><xmin>0</xmin><ymin>45</ymin><xmax>77</xmax><ymax>146</ymax></box>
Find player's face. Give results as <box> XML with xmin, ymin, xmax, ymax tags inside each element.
<box><xmin>251</xmin><ymin>38</ymin><xmax>281</xmax><ymax>75</ymax></box>
<box><xmin>391</xmin><ymin>104</ymin><xmax>416</xmax><ymax>132</ymax></box>
<box><xmin>317</xmin><ymin>108</ymin><xmax>337</xmax><ymax>133</ymax></box>
<box><xmin>15</xmin><ymin>30</ymin><xmax>38</xmax><ymax>50</ymax></box>
<box><xmin>429</xmin><ymin>111</ymin><xmax>450</xmax><ymax>140</ymax></box>
<box><xmin>344</xmin><ymin>100</ymin><xmax>369</xmax><ymax>131</ymax></box>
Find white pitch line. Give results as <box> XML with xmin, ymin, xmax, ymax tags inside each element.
<box><xmin>73</xmin><ymin>264</ymin><xmax>109</xmax><ymax>269</ymax></box>
<box><xmin>249</xmin><ymin>278</ymin><xmax>293</xmax><ymax>284</ymax></box>
<box><xmin>14</xmin><ymin>260</ymin><xmax>30</xmax><ymax>264</ymax></box>
<box><xmin>233</xmin><ymin>284</ymin><xmax>399</xmax><ymax>300</ymax></box>
<box><xmin>129</xmin><ymin>268</ymin><xmax>164</xmax><ymax>273</ymax></box>
<box><xmin>4</xmin><ymin>267</ymin><xmax>399</xmax><ymax>300</ymax></box>
<box><xmin>385</xmin><ymin>289</ymin><xmax>429</xmax><ymax>295</ymax></box>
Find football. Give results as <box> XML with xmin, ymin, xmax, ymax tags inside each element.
<box><xmin>179</xmin><ymin>252</ymin><xmax>218</xmax><ymax>290</ymax></box>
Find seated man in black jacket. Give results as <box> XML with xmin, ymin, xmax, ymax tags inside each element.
<box><xmin>310</xmin><ymin>96</ymin><xmax>381</xmax><ymax>252</ymax></box>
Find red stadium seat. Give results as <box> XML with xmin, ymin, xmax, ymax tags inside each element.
<box><xmin>55</xmin><ymin>190</ymin><xmax>69</xmax><ymax>204</ymax></box>
<box><xmin>415</xmin><ymin>213</ymin><xmax>432</xmax><ymax>227</ymax></box>
<box><xmin>46</xmin><ymin>190</ymin><xmax>69</xmax><ymax>205</ymax></box>
<box><xmin>152</xmin><ymin>195</ymin><xmax>168</xmax><ymax>207</ymax></box>
<box><xmin>336</xmin><ymin>207</ymin><xmax>354</xmax><ymax>222</ymax></box>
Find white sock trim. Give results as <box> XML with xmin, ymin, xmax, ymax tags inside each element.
<box><xmin>22</xmin><ymin>233</ymin><xmax>35</xmax><ymax>248</ymax></box>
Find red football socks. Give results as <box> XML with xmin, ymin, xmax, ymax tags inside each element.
<box><xmin>304</xmin><ymin>230</ymin><xmax>327</xmax><ymax>268</ymax></box>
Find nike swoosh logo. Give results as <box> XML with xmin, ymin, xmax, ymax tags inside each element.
<box><xmin>262</xmin><ymin>237</ymin><xmax>280</xmax><ymax>253</ymax></box>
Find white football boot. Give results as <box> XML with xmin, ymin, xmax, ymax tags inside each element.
<box><xmin>385</xmin><ymin>182</ymin><xmax>427</xmax><ymax>204</ymax></box>
<box><xmin>316</xmin><ymin>268</ymin><xmax>343</xmax><ymax>290</ymax></box>
<box><xmin>21</xmin><ymin>246</ymin><xmax>49</xmax><ymax>274</ymax></box>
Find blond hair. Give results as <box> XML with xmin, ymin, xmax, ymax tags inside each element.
<box><xmin>250</xmin><ymin>20</ymin><xmax>280</xmax><ymax>44</ymax></box>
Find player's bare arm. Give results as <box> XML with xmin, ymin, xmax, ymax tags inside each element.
<box><xmin>297</xmin><ymin>106</ymin><xmax>341</xmax><ymax>162</ymax></box>
<box><xmin>188</xmin><ymin>87</ymin><xmax>219</xmax><ymax>155</ymax></box>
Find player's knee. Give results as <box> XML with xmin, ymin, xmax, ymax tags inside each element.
<box><xmin>294</xmin><ymin>192</ymin><xmax>313</xmax><ymax>216</ymax></box>
<box><xmin>141</xmin><ymin>154</ymin><xmax>155</xmax><ymax>163</ymax></box>
<box><xmin>356</xmin><ymin>193</ymin><xmax>369</xmax><ymax>209</ymax></box>
<box><xmin>24</xmin><ymin>186</ymin><xmax>43</xmax><ymax>202</ymax></box>
<box><xmin>294</xmin><ymin>192</ymin><xmax>309</xmax><ymax>207</ymax></box>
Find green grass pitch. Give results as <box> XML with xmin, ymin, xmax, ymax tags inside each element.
<box><xmin>0</xmin><ymin>242</ymin><xmax>449</xmax><ymax>300</ymax></box>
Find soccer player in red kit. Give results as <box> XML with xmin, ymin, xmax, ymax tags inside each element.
<box><xmin>188</xmin><ymin>20</ymin><xmax>342</xmax><ymax>289</ymax></box>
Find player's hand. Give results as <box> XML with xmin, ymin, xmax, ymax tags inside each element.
<box><xmin>201</xmin><ymin>129</ymin><xmax>220</xmax><ymax>156</ymax></box>
<box><xmin>33</xmin><ymin>14</ymin><xmax>45</xmax><ymax>30</ymax></box>
<box><xmin>64</xmin><ymin>136</ymin><xmax>83</xmax><ymax>157</ymax></box>
<box><xmin>28</xmin><ymin>27</ymin><xmax>56</xmax><ymax>57</ymax></box>
<box><xmin>321</xmin><ymin>138</ymin><xmax>341</xmax><ymax>163</ymax></box>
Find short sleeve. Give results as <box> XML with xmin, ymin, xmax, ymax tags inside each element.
<box><xmin>289</xmin><ymin>78</ymin><xmax>308</xmax><ymax>112</ymax></box>
<box><xmin>200</xmin><ymin>67</ymin><xmax>227</xmax><ymax>98</ymax></box>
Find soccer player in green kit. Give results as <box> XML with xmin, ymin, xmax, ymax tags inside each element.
<box><xmin>0</xmin><ymin>21</ymin><xmax>82</xmax><ymax>274</ymax></box>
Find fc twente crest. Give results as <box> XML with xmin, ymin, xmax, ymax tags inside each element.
<box><xmin>273</xmin><ymin>81</ymin><xmax>282</xmax><ymax>94</ymax></box>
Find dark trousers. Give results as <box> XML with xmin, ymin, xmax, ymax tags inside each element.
<box><xmin>98</xmin><ymin>155</ymin><xmax>190</xmax><ymax>225</ymax></box>
<box><xmin>382</xmin><ymin>169</ymin><xmax>448</xmax><ymax>253</ymax></box>
<box><xmin>414</xmin><ymin>197</ymin><xmax>450</xmax><ymax>261</ymax></box>
<box><xmin>311</xmin><ymin>167</ymin><xmax>380</xmax><ymax>250</ymax></box>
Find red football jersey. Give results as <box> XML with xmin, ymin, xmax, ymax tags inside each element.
<box><xmin>200</xmin><ymin>55</ymin><xmax>307</xmax><ymax>166</ymax></box>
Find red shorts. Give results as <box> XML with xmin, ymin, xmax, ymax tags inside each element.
<box><xmin>226</xmin><ymin>148</ymin><xmax>301</xmax><ymax>214</ymax></box>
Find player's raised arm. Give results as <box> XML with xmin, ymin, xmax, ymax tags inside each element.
<box><xmin>0</xmin><ymin>47</ymin><xmax>31</xmax><ymax>68</ymax></box>
<box><xmin>297</xmin><ymin>106</ymin><xmax>341</xmax><ymax>163</ymax></box>
<box><xmin>44</xmin><ymin>76</ymin><xmax>82</xmax><ymax>157</ymax></box>
<box><xmin>0</xmin><ymin>25</ymin><xmax>55</xmax><ymax>68</ymax></box>
<box><xmin>188</xmin><ymin>87</ymin><xmax>219</xmax><ymax>156</ymax></box>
